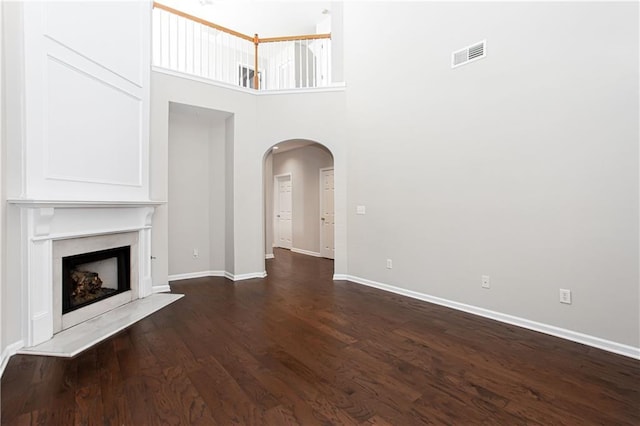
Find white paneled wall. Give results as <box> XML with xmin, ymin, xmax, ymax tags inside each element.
<box><xmin>13</xmin><ymin>1</ymin><xmax>150</xmax><ymax>201</ymax></box>
<box><xmin>2</xmin><ymin>0</ymin><xmax>155</xmax><ymax>372</ymax></box>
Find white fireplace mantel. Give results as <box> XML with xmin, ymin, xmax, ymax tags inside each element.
<box><xmin>7</xmin><ymin>199</ymin><xmax>162</xmax><ymax>208</ymax></box>
<box><xmin>8</xmin><ymin>199</ymin><xmax>165</xmax><ymax>347</ymax></box>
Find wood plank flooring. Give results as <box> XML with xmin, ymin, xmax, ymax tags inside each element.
<box><xmin>2</xmin><ymin>248</ymin><xmax>639</xmax><ymax>425</ymax></box>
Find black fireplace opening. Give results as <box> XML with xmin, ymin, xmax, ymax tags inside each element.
<box><xmin>62</xmin><ymin>246</ymin><xmax>131</xmax><ymax>314</ymax></box>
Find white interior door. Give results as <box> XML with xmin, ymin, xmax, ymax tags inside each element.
<box><xmin>320</xmin><ymin>168</ymin><xmax>335</xmax><ymax>259</ymax></box>
<box><xmin>275</xmin><ymin>174</ymin><xmax>292</xmax><ymax>249</ymax></box>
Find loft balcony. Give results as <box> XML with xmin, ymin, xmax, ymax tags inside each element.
<box><xmin>152</xmin><ymin>2</ymin><xmax>339</xmax><ymax>91</ymax></box>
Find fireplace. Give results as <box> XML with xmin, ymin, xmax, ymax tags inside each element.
<box><xmin>8</xmin><ymin>201</ymin><xmax>162</xmax><ymax>347</ymax></box>
<box><xmin>53</xmin><ymin>231</ymin><xmax>142</xmax><ymax>334</ymax></box>
<box><xmin>62</xmin><ymin>246</ymin><xmax>131</xmax><ymax>314</ymax></box>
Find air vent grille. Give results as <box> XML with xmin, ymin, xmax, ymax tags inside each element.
<box><xmin>452</xmin><ymin>40</ymin><xmax>486</xmax><ymax>68</ymax></box>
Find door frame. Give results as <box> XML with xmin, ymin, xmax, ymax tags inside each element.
<box><xmin>273</xmin><ymin>173</ymin><xmax>293</xmax><ymax>249</ymax></box>
<box><xmin>319</xmin><ymin>167</ymin><xmax>335</xmax><ymax>259</ymax></box>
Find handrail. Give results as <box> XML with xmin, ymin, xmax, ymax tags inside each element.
<box><xmin>153</xmin><ymin>2</ymin><xmax>331</xmax><ymax>44</ymax></box>
<box><xmin>152</xmin><ymin>2</ymin><xmax>333</xmax><ymax>90</ymax></box>
<box><xmin>153</xmin><ymin>2</ymin><xmax>254</xmax><ymax>42</ymax></box>
<box><xmin>260</xmin><ymin>34</ymin><xmax>332</xmax><ymax>43</ymax></box>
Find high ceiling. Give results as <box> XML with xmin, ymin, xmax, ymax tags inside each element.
<box><xmin>156</xmin><ymin>0</ymin><xmax>332</xmax><ymax>38</ymax></box>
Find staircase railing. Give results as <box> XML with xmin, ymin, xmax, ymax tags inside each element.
<box><xmin>152</xmin><ymin>2</ymin><xmax>332</xmax><ymax>90</ymax></box>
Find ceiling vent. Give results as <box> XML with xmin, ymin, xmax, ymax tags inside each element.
<box><xmin>452</xmin><ymin>40</ymin><xmax>486</xmax><ymax>68</ymax></box>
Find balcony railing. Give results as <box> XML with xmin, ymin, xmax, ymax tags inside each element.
<box><xmin>152</xmin><ymin>2</ymin><xmax>332</xmax><ymax>91</ymax></box>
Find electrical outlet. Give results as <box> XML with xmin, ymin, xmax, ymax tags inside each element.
<box><xmin>386</xmin><ymin>259</ymin><xmax>393</xmax><ymax>269</ymax></box>
<box><xmin>481</xmin><ymin>275</ymin><xmax>490</xmax><ymax>289</ymax></box>
<box><xmin>559</xmin><ymin>289</ymin><xmax>572</xmax><ymax>304</ymax></box>
<box><xmin>192</xmin><ymin>248</ymin><xmax>199</xmax><ymax>258</ymax></box>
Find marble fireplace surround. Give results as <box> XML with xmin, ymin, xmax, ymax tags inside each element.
<box><xmin>9</xmin><ymin>200</ymin><xmax>162</xmax><ymax>348</ymax></box>
<box><xmin>53</xmin><ymin>231</ymin><xmax>139</xmax><ymax>333</ymax></box>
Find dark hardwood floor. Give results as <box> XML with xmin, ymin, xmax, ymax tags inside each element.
<box><xmin>2</xmin><ymin>248</ymin><xmax>639</xmax><ymax>425</ymax></box>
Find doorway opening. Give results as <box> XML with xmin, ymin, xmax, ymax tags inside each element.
<box><xmin>264</xmin><ymin>140</ymin><xmax>335</xmax><ymax>265</ymax></box>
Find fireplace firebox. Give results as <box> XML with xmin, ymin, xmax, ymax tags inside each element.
<box><xmin>62</xmin><ymin>246</ymin><xmax>131</xmax><ymax>314</ymax></box>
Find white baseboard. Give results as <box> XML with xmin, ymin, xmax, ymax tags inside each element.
<box><xmin>230</xmin><ymin>271</ymin><xmax>267</xmax><ymax>281</ymax></box>
<box><xmin>291</xmin><ymin>248</ymin><xmax>321</xmax><ymax>257</ymax></box>
<box><xmin>168</xmin><ymin>270</ymin><xmax>266</xmax><ymax>282</ymax></box>
<box><xmin>337</xmin><ymin>274</ymin><xmax>640</xmax><ymax>360</ymax></box>
<box><xmin>1</xmin><ymin>340</ymin><xmax>25</xmax><ymax>378</ymax></box>
<box><xmin>168</xmin><ymin>271</ymin><xmax>226</xmax><ymax>281</ymax></box>
<box><xmin>152</xmin><ymin>284</ymin><xmax>172</xmax><ymax>293</ymax></box>
<box><xmin>265</xmin><ymin>253</ymin><xmax>274</xmax><ymax>259</ymax></box>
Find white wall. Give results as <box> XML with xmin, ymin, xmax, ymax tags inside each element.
<box><xmin>1</xmin><ymin>2</ymin><xmax>26</xmax><ymax>369</ymax></box>
<box><xmin>209</xmin><ymin>121</ymin><xmax>227</xmax><ymax>273</ymax></box>
<box><xmin>264</xmin><ymin>152</ymin><xmax>274</xmax><ymax>258</ymax></box>
<box><xmin>168</xmin><ymin>111</ymin><xmax>210</xmax><ymax>275</ymax></box>
<box><xmin>167</xmin><ymin>105</ymin><xmax>228</xmax><ymax>277</ymax></box>
<box><xmin>256</xmin><ymin>90</ymin><xmax>348</xmax><ymax>271</ymax></box>
<box><xmin>342</xmin><ymin>2</ymin><xmax>639</xmax><ymax>349</ymax></box>
<box><xmin>150</xmin><ymin>69</ymin><xmax>347</xmax><ymax>283</ymax></box>
<box><xmin>151</xmin><ymin>72</ymin><xmax>255</xmax><ymax>282</ymax></box>
<box><xmin>0</xmin><ymin>0</ymin><xmax>4</xmax><ymax>369</ymax></box>
<box><xmin>271</xmin><ymin>144</ymin><xmax>333</xmax><ymax>255</ymax></box>
<box><xmin>224</xmin><ymin>116</ymin><xmax>235</xmax><ymax>275</ymax></box>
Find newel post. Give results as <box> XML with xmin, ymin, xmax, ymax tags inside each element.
<box><xmin>254</xmin><ymin>33</ymin><xmax>260</xmax><ymax>90</ymax></box>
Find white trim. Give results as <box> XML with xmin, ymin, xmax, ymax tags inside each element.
<box><xmin>152</xmin><ymin>66</ymin><xmax>346</xmax><ymax>95</ymax></box>
<box><xmin>258</xmin><ymin>83</ymin><xmax>347</xmax><ymax>96</ymax></box>
<box><xmin>7</xmin><ymin>199</ymin><xmax>164</xmax><ymax>208</ymax></box>
<box><xmin>31</xmin><ymin>226</ymin><xmax>151</xmax><ymax>242</ymax></box>
<box><xmin>291</xmin><ymin>248</ymin><xmax>322</xmax><ymax>258</ymax></box>
<box><xmin>1</xmin><ymin>340</ymin><xmax>25</xmax><ymax>379</ymax></box>
<box><xmin>230</xmin><ymin>271</ymin><xmax>267</xmax><ymax>281</ymax></box>
<box><xmin>168</xmin><ymin>271</ymin><xmax>226</xmax><ymax>281</ymax></box>
<box><xmin>152</xmin><ymin>67</ymin><xmax>256</xmax><ymax>94</ymax></box>
<box><xmin>337</xmin><ymin>274</ymin><xmax>640</xmax><ymax>360</ymax></box>
<box><xmin>168</xmin><ymin>270</ymin><xmax>267</xmax><ymax>282</ymax></box>
<box><xmin>152</xmin><ymin>284</ymin><xmax>172</xmax><ymax>293</ymax></box>
<box><xmin>265</xmin><ymin>253</ymin><xmax>274</xmax><ymax>259</ymax></box>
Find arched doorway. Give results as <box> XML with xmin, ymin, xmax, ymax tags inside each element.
<box><xmin>263</xmin><ymin>139</ymin><xmax>335</xmax><ymax>265</ymax></box>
